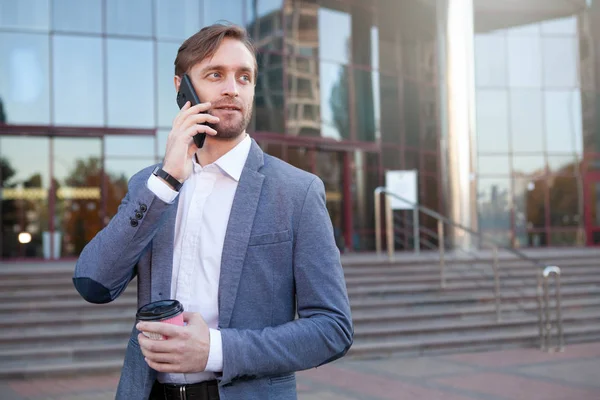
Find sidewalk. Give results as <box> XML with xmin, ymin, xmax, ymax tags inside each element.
<box><xmin>1</xmin><ymin>342</ymin><xmax>600</xmax><ymax>400</ymax></box>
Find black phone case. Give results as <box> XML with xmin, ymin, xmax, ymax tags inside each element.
<box><xmin>176</xmin><ymin>74</ymin><xmax>209</xmax><ymax>148</ymax></box>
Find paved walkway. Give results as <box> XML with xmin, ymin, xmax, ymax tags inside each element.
<box><xmin>1</xmin><ymin>342</ymin><xmax>600</xmax><ymax>399</ymax></box>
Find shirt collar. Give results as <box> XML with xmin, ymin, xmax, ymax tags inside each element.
<box><xmin>193</xmin><ymin>134</ymin><xmax>251</xmax><ymax>181</ymax></box>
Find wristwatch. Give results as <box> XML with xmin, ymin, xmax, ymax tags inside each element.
<box><xmin>152</xmin><ymin>166</ymin><xmax>183</xmax><ymax>191</ymax></box>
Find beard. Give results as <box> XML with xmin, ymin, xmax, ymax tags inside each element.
<box><xmin>209</xmin><ymin>99</ymin><xmax>253</xmax><ymax>140</ymax></box>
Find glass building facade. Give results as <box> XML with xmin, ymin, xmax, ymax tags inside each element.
<box><xmin>0</xmin><ymin>0</ymin><xmax>599</xmax><ymax>259</ymax></box>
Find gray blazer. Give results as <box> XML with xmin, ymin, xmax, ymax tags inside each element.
<box><xmin>73</xmin><ymin>139</ymin><xmax>353</xmax><ymax>400</ymax></box>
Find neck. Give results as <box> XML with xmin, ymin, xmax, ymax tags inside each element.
<box><xmin>196</xmin><ymin>132</ymin><xmax>247</xmax><ymax>166</ymax></box>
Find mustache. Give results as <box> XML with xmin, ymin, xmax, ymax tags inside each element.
<box><xmin>211</xmin><ymin>99</ymin><xmax>244</xmax><ymax>110</ymax></box>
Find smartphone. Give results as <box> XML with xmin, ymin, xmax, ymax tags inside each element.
<box><xmin>176</xmin><ymin>74</ymin><xmax>214</xmax><ymax>148</ymax></box>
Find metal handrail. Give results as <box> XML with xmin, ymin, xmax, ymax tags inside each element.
<box><xmin>539</xmin><ymin>266</ymin><xmax>564</xmax><ymax>352</ymax></box>
<box><xmin>374</xmin><ymin>187</ymin><xmax>564</xmax><ymax>350</ymax></box>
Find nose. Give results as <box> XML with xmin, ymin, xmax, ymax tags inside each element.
<box><xmin>221</xmin><ymin>76</ymin><xmax>239</xmax><ymax>97</ymax></box>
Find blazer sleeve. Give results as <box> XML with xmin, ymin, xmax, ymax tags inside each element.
<box><xmin>219</xmin><ymin>177</ymin><xmax>353</xmax><ymax>384</ymax></box>
<box><xmin>73</xmin><ymin>168</ymin><xmax>175</xmax><ymax>304</ymax></box>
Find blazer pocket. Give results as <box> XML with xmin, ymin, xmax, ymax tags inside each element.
<box><xmin>248</xmin><ymin>230</ymin><xmax>291</xmax><ymax>246</ymax></box>
<box><xmin>269</xmin><ymin>373</ymin><xmax>295</xmax><ymax>385</ymax></box>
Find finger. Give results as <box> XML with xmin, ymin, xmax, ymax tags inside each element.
<box><xmin>183</xmin><ymin>124</ymin><xmax>218</xmax><ymax>139</ymax></box>
<box><xmin>137</xmin><ymin>321</ymin><xmax>182</xmax><ymax>339</ymax></box>
<box><xmin>180</xmin><ymin>113</ymin><xmax>220</xmax><ymax>130</ymax></box>
<box><xmin>141</xmin><ymin>349</ymin><xmax>179</xmax><ymax>364</ymax></box>
<box><xmin>183</xmin><ymin>311</ymin><xmax>205</xmax><ymax>325</ymax></box>
<box><xmin>138</xmin><ymin>334</ymin><xmax>171</xmax><ymax>353</ymax></box>
<box><xmin>175</xmin><ymin>102</ymin><xmax>212</xmax><ymax>127</ymax></box>
<box><xmin>145</xmin><ymin>358</ymin><xmax>182</xmax><ymax>373</ymax></box>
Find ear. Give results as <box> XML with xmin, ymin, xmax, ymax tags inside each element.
<box><xmin>174</xmin><ymin>75</ymin><xmax>182</xmax><ymax>92</ymax></box>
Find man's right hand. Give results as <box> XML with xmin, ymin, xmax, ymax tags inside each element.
<box><xmin>162</xmin><ymin>101</ymin><xmax>219</xmax><ymax>183</ymax></box>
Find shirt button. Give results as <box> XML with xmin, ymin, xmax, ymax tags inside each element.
<box><xmin>135</xmin><ymin>212</ymin><xmax>143</xmax><ymax>220</ymax></box>
<box><xmin>130</xmin><ymin>219</ymin><xmax>138</xmax><ymax>227</ymax></box>
<box><xmin>139</xmin><ymin>204</ymin><xmax>148</xmax><ymax>213</ymax></box>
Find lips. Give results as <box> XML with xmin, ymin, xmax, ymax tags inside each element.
<box><xmin>214</xmin><ymin>105</ymin><xmax>241</xmax><ymax>111</ymax></box>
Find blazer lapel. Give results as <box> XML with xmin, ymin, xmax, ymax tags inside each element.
<box><xmin>218</xmin><ymin>140</ymin><xmax>265</xmax><ymax>328</ymax></box>
<box><xmin>150</xmin><ymin>194</ymin><xmax>179</xmax><ymax>302</ymax></box>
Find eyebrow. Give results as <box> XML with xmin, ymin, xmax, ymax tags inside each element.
<box><xmin>201</xmin><ymin>64</ymin><xmax>255</xmax><ymax>77</ymax></box>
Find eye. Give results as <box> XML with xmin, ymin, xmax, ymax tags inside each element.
<box><xmin>209</xmin><ymin>72</ymin><xmax>221</xmax><ymax>79</ymax></box>
<box><xmin>240</xmin><ymin>75</ymin><xmax>251</xmax><ymax>83</ymax></box>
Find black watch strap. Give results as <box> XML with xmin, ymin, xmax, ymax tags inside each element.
<box><xmin>153</xmin><ymin>166</ymin><xmax>183</xmax><ymax>191</ymax></box>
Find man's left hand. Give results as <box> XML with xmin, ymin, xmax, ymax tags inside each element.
<box><xmin>137</xmin><ymin>312</ymin><xmax>210</xmax><ymax>373</ymax></box>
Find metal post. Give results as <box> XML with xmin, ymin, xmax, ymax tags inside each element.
<box><xmin>492</xmin><ymin>246</ymin><xmax>501</xmax><ymax>322</ymax></box>
<box><xmin>536</xmin><ymin>269</ymin><xmax>545</xmax><ymax>350</ymax></box>
<box><xmin>413</xmin><ymin>209</ymin><xmax>420</xmax><ymax>254</ymax></box>
<box><xmin>438</xmin><ymin>220</ymin><xmax>445</xmax><ymax>288</ymax></box>
<box><xmin>385</xmin><ymin>194</ymin><xmax>394</xmax><ymax>262</ymax></box>
<box><xmin>375</xmin><ymin>189</ymin><xmax>381</xmax><ymax>256</ymax></box>
<box><xmin>542</xmin><ymin>266</ymin><xmax>564</xmax><ymax>353</ymax></box>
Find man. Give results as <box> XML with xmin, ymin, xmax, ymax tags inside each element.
<box><xmin>73</xmin><ymin>23</ymin><xmax>353</xmax><ymax>400</ymax></box>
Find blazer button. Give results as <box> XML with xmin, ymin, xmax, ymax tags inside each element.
<box><xmin>140</xmin><ymin>204</ymin><xmax>148</xmax><ymax>213</ymax></box>
<box><xmin>130</xmin><ymin>218</ymin><xmax>138</xmax><ymax>227</ymax></box>
<box><xmin>135</xmin><ymin>212</ymin><xmax>143</xmax><ymax>220</ymax></box>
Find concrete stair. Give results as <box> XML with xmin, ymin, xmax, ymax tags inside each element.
<box><xmin>1</xmin><ymin>249</ymin><xmax>600</xmax><ymax>378</ymax></box>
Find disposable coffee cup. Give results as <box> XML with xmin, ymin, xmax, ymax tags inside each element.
<box><xmin>136</xmin><ymin>299</ymin><xmax>184</xmax><ymax>340</ymax></box>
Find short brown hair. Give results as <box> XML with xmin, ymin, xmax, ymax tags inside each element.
<box><xmin>174</xmin><ymin>23</ymin><xmax>258</xmax><ymax>81</ymax></box>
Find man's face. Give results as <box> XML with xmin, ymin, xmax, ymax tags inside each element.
<box><xmin>186</xmin><ymin>38</ymin><xmax>256</xmax><ymax>140</ymax></box>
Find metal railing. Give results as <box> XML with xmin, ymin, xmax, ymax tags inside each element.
<box><xmin>538</xmin><ymin>266</ymin><xmax>565</xmax><ymax>352</ymax></box>
<box><xmin>374</xmin><ymin>187</ymin><xmax>565</xmax><ymax>350</ymax></box>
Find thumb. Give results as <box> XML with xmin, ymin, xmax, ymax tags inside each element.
<box><xmin>183</xmin><ymin>311</ymin><xmax>204</xmax><ymax>325</ymax></box>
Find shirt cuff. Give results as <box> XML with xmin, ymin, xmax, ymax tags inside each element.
<box><xmin>205</xmin><ymin>329</ymin><xmax>223</xmax><ymax>372</ymax></box>
<box><xmin>147</xmin><ymin>174</ymin><xmax>179</xmax><ymax>204</ymax></box>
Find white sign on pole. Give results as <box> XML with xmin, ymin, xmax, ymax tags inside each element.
<box><xmin>385</xmin><ymin>170</ymin><xmax>418</xmax><ymax>210</ymax></box>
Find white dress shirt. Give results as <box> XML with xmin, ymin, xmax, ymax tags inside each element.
<box><xmin>146</xmin><ymin>134</ymin><xmax>252</xmax><ymax>384</ymax></box>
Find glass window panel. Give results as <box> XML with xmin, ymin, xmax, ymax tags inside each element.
<box><xmin>155</xmin><ymin>0</ymin><xmax>202</xmax><ymax>40</ymax></box>
<box><xmin>105</xmin><ymin>136</ymin><xmax>155</xmax><ymax>158</ymax></box>
<box><xmin>52</xmin><ymin>0</ymin><xmax>101</xmax><ymax>33</ymax></box>
<box><xmin>508</xmin><ymin>36</ymin><xmax>542</xmax><ymax>88</ymax></box>
<box><xmin>256</xmin><ymin>52</ymin><xmax>285</xmax><ymax>133</ymax></box>
<box><xmin>548</xmin><ymin>155</ymin><xmax>578</xmax><ymax>174</ymax></box>
<box><xmin>474</xmin><ymin>33</ymin><xmax>507</xmax><ymax>88</ymax></box>
<box><xmin>203</xmin><ymin>0</ymin><xmax>244</xmax><ymax>26</ymax></box>
<box><xmin>550</xmin><ymin>230</ymin><xmax>582</xmax><ymax>246</ymax></box>
<box><xmin>246</xmin><ymin>0</ymin><xmax>281</xmax><ymax>23</ymax></box>
<box><xmin>510</xmin><ymin>90</ymin><xmax>544</xmax><ymax>152</ymax></box>
<box><xmin>319</xmin><ymin>61</ymin><xmax>349</xmax><ymax>140</ymax></box>
<box><xmin>515</xmin><ymin>230</ymin><xmax>547</xmax><ymax>248</ymax></box>
<box><xmin>481</xmin><ymin>231</ymin><xmax>512</xmax><ymax>247</ymax></box>
<box><xmin>542</xmin><ymin>38</ymin><xmax>578</xmax><ymax>88</ymax></box>
<box><xmin>477</xmin><ymin>178</ymin><xmax>511</xmax><ymax>230</ymax></box>
<box><xmin>380</xmin><ymin>74</ymin><xmax>401</xmax><ymax>144</ymax></box>
<box><xmin>507</xmin><ymin>23</ymin><xmax>540</xmax><ymax>37</ymax></box>
<box><xmin>53</xmin><ymin>138</ymin><xmax>102</xmax><ymax>258</ymax></box>
<box><xmin>514</xmin><ymin>177</ymin><xmax>546</xmax><ymax>229</ymax></box>
<box><xmin>476</xmin><ymin>90</ymin><xmax>509</xmax><ymax>152</ymax></box>
<box><xmin>549</xmin><ymin>176</ymin><xmax>581</xmax><ymax>227</ymax></box>
<box><xmin>258</xmin><ymin>142</ymin><xmax>284</xmax><ymax>160</ymax></box>
<box><xmin>106</xmin><ymin>0</ymin><xmax>153</xmax><ymax>37</ymax></box>
<box><xmin>0</xmin><ymin>137</ymin><xmax>50</xmax><ymax>188</ymax></box>
<box><xmin>513</xmin><ymin>155</ymin><xmax>545</xmax><ymax>176</ymax></box>
<box><xmin>541</xmin><ymin>17</ymin><xmax>577</xmax><ymax>35</ymax></box>
<box><xmin>157</xmin><ymin>42</ymin><xmax>180</xmax><ymax>128</ymax></box>
<box><xmin>0</xmin><ymin>137</ymin><xmax>50</xmax><ymax>258</ymax></box>
<box><xmin>354</xmin><ymin>68</ymin><xmax>379</xmax><ymax>142</ymax></box>
<box><xmin>371</xmin><ymin>26</ymin><xmax>379</xmax><ymax>70</ymax></box>
<box><xmin>247</xmin><ymin>0</ymin><xmax>283</xmax><ymax>51</ymax></box>
<box><xmin>0</xmin><ymin>33</ymin><xmax>50</xmax><ymax>125</ymax></box>
<box><xmin>318</xmin><ymin>7</ymin><xmax>351</xmax><ymax>64</ymax></box>
<box><xmin>284</xmin><ymin>0</ymin><xmax>317</xmax><ymax>57</ymax></box>
<box><xmin>156</xmin><ymin>129</ymin><xmax>170</xmax><ymax>161</ymax></box>
<box><xmin>104</xmin><ymin>158</ymin><xmax>155</xmax><ymax>219</ymax></box>
<box><xmin>286</xmin><ymin>147</ymin><xmax>312</xmax><ymax>172</ymax></box>
<box><xmin>0</xmin><ymin>0</ymin><xmax>49</xmax><ymax>30</ymax></box>
<box><xmin>379</xmin><ymin>39</ymin><xmax>398</xmax><ymax>75</ymax></box>
<box><xmin>106</xmin><ymin>39</ymin><xmax>155</xmax><ymax>128</ymax></box>
<box><xmin>349</xmin><ymin>8</ymin><xmax>374</xmax><ymax>67</ymax></box>
<box><xmin>545</xmin><ymin>90</ymin><xmax>582</xmax><ymax>153</ymax></box>
<box><xmin>478</xmin><ymin>156</ymin><xmax>510</xmax><ymax>176</ymax></box>
<box><xmin>382</xmin><ymin>147</ymin><xmax>401</xmax><ymax>170</ymax></box>
<box><xmin>53</xmin><ymin>35</ymin><xmax>104</xmax><ymax>126</ymax></box>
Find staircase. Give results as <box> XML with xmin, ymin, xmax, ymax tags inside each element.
<box><xmin>346</xmin><ymin>249</ymin><xmax>600</xmax><ymax>358</ymax></box>
<box><xmin>1</xmin><ymin>249</ymin><xmax>600</xmax><ymax>378</ymax></box>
